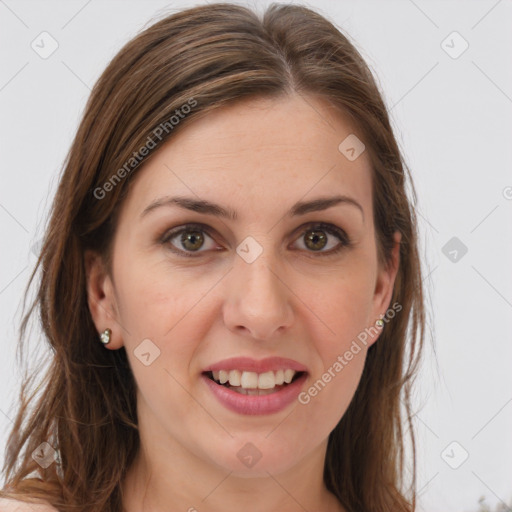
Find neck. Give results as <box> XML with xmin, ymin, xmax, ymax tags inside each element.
<box><xmin>120</xmin><ymin>422</ymin><xmax>344</xmax><ymax>512</ymax></box>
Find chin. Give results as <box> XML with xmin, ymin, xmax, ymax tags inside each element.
<box><xmin>200</xmin><ymin>434</ymin><xmax>309</xmax><ymax>478</ymax></box>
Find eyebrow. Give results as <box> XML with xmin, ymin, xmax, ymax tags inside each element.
<box><xmin>139</xmin><ymin>194</ymin><xmax>364</xmax><ymax>222</ymax></box>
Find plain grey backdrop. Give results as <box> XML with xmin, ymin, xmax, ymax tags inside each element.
<box><xmin>1</xmin><ymin>1</ymin><xmax>511</xmax><ymax>510</ymax></box>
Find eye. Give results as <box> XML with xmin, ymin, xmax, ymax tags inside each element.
<box><xmin>161</xmin><ymin>223</ymin><xmax>220</xmax><ymax>257</ymax></box>
<box><xmin>292</xmin><ymin>222</ymin><xmax>351</xmax><ymax>256</ymax></box>
<box><xmin>160</xmin><ymin>222</ymin><xmax>351</xmax><ymax>258</ymax></box>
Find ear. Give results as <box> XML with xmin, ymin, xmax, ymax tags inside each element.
<box><xmin>84</xmin><ymin>249</ymin><xmax>123</xmax><ymax>349</ymax></box>
<box><xmin>367</xmin><ymin>231</ymin><xmax>401</xmax><ymax>347</ymax></box>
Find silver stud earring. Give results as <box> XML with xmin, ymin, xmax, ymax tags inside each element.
<box><xmin>376</xmin><ymin>319</ymin><xmax>384</xmax><ymax>328</ymax></box>
<box><xmin>99</xmin><ymin>328</ymin><xmax>111</xmax><ymax>345</ymax></box>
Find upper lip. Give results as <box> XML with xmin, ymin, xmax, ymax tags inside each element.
<box><xmin>203</xmin><ymin>357</ymin><xmax>308</xmax><ymax>374</ymax></box>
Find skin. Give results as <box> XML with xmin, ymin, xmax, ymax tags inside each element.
<box><xmin>85</xmin><ymin>93</ymin><xmax>400</xmax><ymax>512</ymax></box>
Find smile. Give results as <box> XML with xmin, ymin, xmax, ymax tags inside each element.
<box><xmin>201</xmin><ymin>357</ymin><xmax>309</xmax><ymax>415</ymax></box>
<box><xmin>206</xmin><ymin>369</ymin><xmax>303</xmax><ymax>395</ymax></box>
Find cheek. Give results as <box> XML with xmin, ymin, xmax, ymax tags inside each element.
<box><xmin>112</xmin><ymin>260</ymin><xmax>213</xmax><ymax>393</ymax></box>
<box><xmin>299</xmin><ymin>343</ymin><xmax>368</xmax><ymax>431</ymax></box>
<box><xmin>303</xmin><ymin>266</ymin><xmax>377</xmax><ymax>347</ymax></box>
<box><xmin>114</xmin><ymin>256</ymin><xmax>206</xmax><ymax>335</ymax></box>
<box><xmin>117</xmin><ymin>271</ymin><xmax>208</xmax><ymax>424</ymax></box>
<box><xmin>297</xmin><ymin>260</ymin><xmax>375</xmax><ymax>413</ymax></box>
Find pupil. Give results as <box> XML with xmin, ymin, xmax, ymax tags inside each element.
<box><xmin>182</xmin><ymin>231</ymin><xmax>203</xmax><ymax>250</ymax></box>
<box><xmin>305</xmin><ymin>230</ymin><xmax>327</xmax><ymax>251</ymax></box>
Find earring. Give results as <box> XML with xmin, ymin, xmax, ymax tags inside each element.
<box><xmin>99</xmin><ymin>328</ymin><xmax>111</xmax><ymax>345</ymax></box>
<box><xmin>376</xmin><ymin>318</ymin><xmax>384</xmax><ymax>328</ymax></box>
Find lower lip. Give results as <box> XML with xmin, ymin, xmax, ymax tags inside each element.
<box><xmin>202</xmin><ymin>373</ymin><xmax>308</xmax><ymax>415</ymax></box>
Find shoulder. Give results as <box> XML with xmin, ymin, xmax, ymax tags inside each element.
<box><xmin>0</xmin><ymin>497</ymin><xmax>58</xmax><ymax>511</ymax></box>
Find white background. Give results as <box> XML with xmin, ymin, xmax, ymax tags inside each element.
<box><xmin>1</xmin><ymin>1</ymin><xmax>511</xmax><ymax>511</ymax></box>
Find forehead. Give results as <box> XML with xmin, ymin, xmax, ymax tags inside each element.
<box><xmin>119</xmin><ymin>94</ymin><xmax>374</xmax><ymax>224</ymax></box>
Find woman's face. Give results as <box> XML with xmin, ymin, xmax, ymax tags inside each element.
<box><xmin>87</xmin><ymin>94</ymin><xmax>400</xmax><ymax>478</ymax></box>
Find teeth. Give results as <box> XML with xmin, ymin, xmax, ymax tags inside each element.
<box><xmin>258</xmin><ymin>371</ymin><xmax>275</xmax><ymax>389</ymax></box>
<box><xmin>283</xmin><ymin>369</ymin><xmax>295</xmax><ymax>384</ymax></box>
<box><xmin>235</xmin><ymin>388</ymin><xmax>277</xmax><ymax>396</ymax></box>
<box><xmin>228</xmin><ymin>370</ymin><xmax>241</xmax><ymax>387</ymax></box>
<box><xmin>240</xmin><ymin>371</ymin><xmax>258</xmax><ymax>388</ymax></box>
<box><xmin>211</xmin><ymin>369</ymin><xmax>299</xmax><ymax>389</ymax></box>
<box><xmin>219</xmin><ymin>370</ymin><xmax>229</xmax><ymax>384</ymax></box>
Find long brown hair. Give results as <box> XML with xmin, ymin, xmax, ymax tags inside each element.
<box><xmin>1</xmin><ymin>3</ymin><xmax>426</xmax><ymax>511</ymax></box>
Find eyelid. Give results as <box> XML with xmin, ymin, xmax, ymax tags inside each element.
<box><xmin>160</xmin><ymin>221</ymin><xmax>351</xmax><ymax>257</ymax></box>
<box><xmin>160</xmin><ymin>222</ymin><xmax>222</xmax><ymax>253</ymax></box>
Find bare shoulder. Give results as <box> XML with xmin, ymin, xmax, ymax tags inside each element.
<box><xmin>0</xmin><ymin>497</ymin><xmax>59</xmax><ymax>511</ymax></box>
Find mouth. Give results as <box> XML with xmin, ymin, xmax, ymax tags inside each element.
<box><xmin>201</xmin><ymin>357</ymin><xmax>309</xmax><ymax>415</ymax></box>
<box><xmin>203</xmin><ymin>369</ymin><xmax>306</xmax><ymax>396</ymax></box>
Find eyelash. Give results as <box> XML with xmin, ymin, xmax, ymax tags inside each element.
<box><xmin>159</xmin><ymin>222</ymin><xmax>351</xmax><ymax>258</ymax></box>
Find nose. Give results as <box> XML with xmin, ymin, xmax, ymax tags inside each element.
<box><xmin>222</xmin><ymin>250</ymin><xmax>294</xmax><ymax>341</ymax></box>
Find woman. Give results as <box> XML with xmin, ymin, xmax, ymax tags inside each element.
<box><xmin>0</xmin><ymin>2</ymin><xmax>425</xmax><ymax>511</ymax></box>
